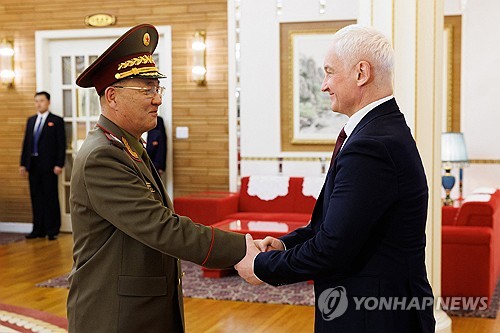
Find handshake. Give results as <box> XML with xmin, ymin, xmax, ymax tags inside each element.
<box><xmin>234</xmin><ymin>234</ymin><xmax>284</xmax><ymax>285</ymax></box>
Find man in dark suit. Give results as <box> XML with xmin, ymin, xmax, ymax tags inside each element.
<box><xmin>144</xmin><ymin>115</ymin><xmax>167</xmax><ymax>175</ymax></box>
<box><xmin>20</xmin><ymin>91</ymin><xmax>66</xmax><ymax>240</ymax></box>
<box><xmin>235</xmin><ymin>25</ymin><xmax>436</xmax><ymax>332</ymax></box>
<box><xmin>68</xmin><ymin>24</ymin><xmax>246</xmax><ymax>333</ymax></box>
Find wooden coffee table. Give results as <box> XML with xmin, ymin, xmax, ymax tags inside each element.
<box><xmin>202</xmin><ymin>219</ymin><xmax>308</xmax><ymax>278</ymax></box>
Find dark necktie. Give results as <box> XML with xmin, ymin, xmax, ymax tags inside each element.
<box><xmin>32</xmin><ymin>117</ymin><xmax>43</xmax><ymax>155</ymax></box>
<box><xmin>329</xmin><ymin>127</ymin><xmax>347</xmax><ymax>168</ymax></box>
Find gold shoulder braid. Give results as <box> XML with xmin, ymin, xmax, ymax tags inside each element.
<box><xmin>122</xmin><ymin>137</ymin><xmax>141</xmax><ymax>161</ymax></box>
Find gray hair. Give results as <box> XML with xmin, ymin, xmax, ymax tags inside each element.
<box><xmin>332</xmin><ymin>24</ymin><xmax>394</xmax><ymax>78</ymax></box>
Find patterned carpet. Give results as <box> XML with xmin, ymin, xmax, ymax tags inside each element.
<box><xmin>0</xmin><ymin>303</ymin><xmax>67</xmax><ymax>333</ymax></box>
<box><xmin>36</xmin><ymin>261</ymin><xmax>500</xmax><ymax>317</ymax></box>
<box><xmin>181</xmin><ymin>261</ymin><xmax>314</xmax><ymax>306</ymax></box>
<box><xmin>0</xmin><ymin>233</ymin><xmax>26</xmax><ymax>246</ymax></box>
<box><xmin>443</xmin><ymin>278</ymin><xmax>500</xmax><ymax>319</ymax></box>
<box><xmin>37</xmin><ymin>261</ymin><xmax>315</xmax><ymax>306</ymax></box>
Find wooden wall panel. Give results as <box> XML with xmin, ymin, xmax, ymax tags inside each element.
<box><xmin>0</xmin><ymin>0</ymin><xmax>230</xmax><ymax>222</ymax></box>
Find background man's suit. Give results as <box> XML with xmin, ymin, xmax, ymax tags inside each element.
<box><xmin>146</xmin><ymin>115</ymin><xmax>167</xmax><ymax>172</ymax></box>
<box><xmin>254</xmin><ymin>99</ymin><xmax>435</xmax><ymax>332</ymax></box>
<box><xmin>20</xmin><ymin>112</ymin><xmax>65</xmax><ymax>237</ymax></box>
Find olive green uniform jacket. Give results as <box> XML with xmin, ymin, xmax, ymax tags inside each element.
<box><xmin>67</xmin><ymin>115</ymin><xmax>245</xmax><ymax>333</ymax></box>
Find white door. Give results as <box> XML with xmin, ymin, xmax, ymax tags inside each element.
<box><xmin>35</xmin><ymin>27</ymin><xmax>173</xmax><ymax>232</ymax></box>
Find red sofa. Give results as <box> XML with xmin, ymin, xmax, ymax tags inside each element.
<box><xmin>441</xmin><ymin>189</ymin><xmax>500</xmax><ymax>303</ymax></box>
<box><xmin>173</xmin><ymin>176</ymin><xmax>318</xmax><ymax>226</ymax></box>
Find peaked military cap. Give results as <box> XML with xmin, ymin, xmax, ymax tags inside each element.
<box><xmin>76</xmin><ymin>23</ymin><xmax>167</xmax><ymax>94</ymax></box>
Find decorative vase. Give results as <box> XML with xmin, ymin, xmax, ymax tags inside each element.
<box><xmin>442</xmin><ymin>167</ymin><xmax>456</xmax><ymax>206</ymax></box>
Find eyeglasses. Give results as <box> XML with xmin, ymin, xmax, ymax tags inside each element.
<box><xmin>113</xmin><ymin>85</ymin><xmax>166</xmax><ymax>97</ymax></box>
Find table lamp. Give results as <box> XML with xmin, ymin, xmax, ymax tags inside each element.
<box><xmin>441</xmin><ymin>132</ymin><xmax>469</xmax><ymax>206</ymax></box>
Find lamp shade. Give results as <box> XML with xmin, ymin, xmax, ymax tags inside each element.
<box><xmin>441</xmin><ymin>132</ymin><xmax>468</xmax><ymax>164</ymax></box>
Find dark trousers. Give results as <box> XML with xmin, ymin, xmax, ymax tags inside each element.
<box><xmin>28</xmin><ymin>157</ymin><xmax>61</xmax><ymax>236</ymax></box>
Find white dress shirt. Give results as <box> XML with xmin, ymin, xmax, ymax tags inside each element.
<box><xmin>342</xmin><ymin>95</ymin><xmax>394</xmax><ymax>149</ymax></box>
<box><xmin>33</xmin><ymin>111</ymin><xmax>50</xmax><ymax>135</ymax></box>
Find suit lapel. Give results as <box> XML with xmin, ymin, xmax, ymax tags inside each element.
<box><xmin>309</xmin><ymin>179</ymin><xmax>328</xmax><ymax>230</ymax></box>
<box><xmin>28</xmin><ymin>116</ymin><xmax>36</xmax><ymax>141</ymax></box>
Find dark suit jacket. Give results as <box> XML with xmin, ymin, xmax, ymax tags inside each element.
<box><xmin>20</xmin><ymin>112</ymin><xmax>66</xmax><ymax>172</ymax></box>
<box><xmin>254</xmin><ymin>99</ymin><xmax>435</xmax><ymax>332</ymax></box>
<box><xmin>146</xmin><ymin>116</ymin><xmax>167</xmax><ymax>171</ymax></box>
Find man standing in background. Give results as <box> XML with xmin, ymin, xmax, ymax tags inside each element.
<box><xmin>20</xmin><ymin>91</ymin><xmax>66</xmax><ymax>240</ymax></box>
<box><xmin>144</xmin><ymin>115</ymin><xmax>167</xmax><ymax>175</ymax></box>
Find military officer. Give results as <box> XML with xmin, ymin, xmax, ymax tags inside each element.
<box><xmin>67</xmin><ymin>24</ymin><xmax>246</xmax><ymax>333</ymax></box>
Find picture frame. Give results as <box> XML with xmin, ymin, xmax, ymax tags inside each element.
<box><xmin>280</xmin><ymin>20</ymin><xmax>354</xmax><ymax>152</ymax></box>
<box><xmin>443</xmin><ymin>15</ymin><xmax>462</xmax><ymax>133</ymax></box>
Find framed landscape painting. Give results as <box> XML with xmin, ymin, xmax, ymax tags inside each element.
<box><xmin>280</xmin><ymin>20</ymin><xmax>354</xmax><ymax>152</ymax></box>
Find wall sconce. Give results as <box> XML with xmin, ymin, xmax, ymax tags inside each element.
<box><xmin>191</xmin><ymin>30</ymin><xmax>206</xmax><ymax>85</ymax></box>
<box><xmin>0</xmin><ymin>39</ymin><xmax>15</xmax><ymax>88</ymax></box>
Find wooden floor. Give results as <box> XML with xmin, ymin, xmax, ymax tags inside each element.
<box><xmin>0</xmin><ymin>233</ymin><xmax>499</xmax><ymax>332</ymax></box>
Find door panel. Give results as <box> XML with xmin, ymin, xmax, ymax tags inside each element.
<box><xmin>49</xmin><ymin>39</ymin><xmax>112</xmax><ymax>232</ymax></box>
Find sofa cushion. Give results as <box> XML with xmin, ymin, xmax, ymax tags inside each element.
<box><xmin>442</xmin><ymin>226</ymin><xmax>492</xmax><ymax>244</ymax></box>
<box><xmin>456</xmin><ymin>193</ymin><xmax>497</xmax><ymax>227</ymax></box>
<box><xmin>173</xmin><ymin>191</ymin><xmax>239</xmax><ymax>225</ymax></box>
<box><xmin>239</xmin><ymin>176</ymin><xmax>316</xmax><ymax>214</ymax></box>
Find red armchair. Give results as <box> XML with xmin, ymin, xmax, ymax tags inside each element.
<box><xmin>441</xmin><ymin>190</ymin><xmax>500</xmax><ymax>303</ymax></box>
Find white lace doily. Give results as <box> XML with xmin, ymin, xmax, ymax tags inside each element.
<box><xmin>302</xmin><ymin>176</ymin><xmax>325</xmax><ymax>199</ymax></box>
<box><xmin>463</xmin><ymin>194</ymin><xmax>491</xmax><ymax>203</ymax></box>
<box><xmin>247</xmin><ymin>175</ymin><xmax>290</xmax><ymax>201</ymax></box>
<box><xmin>247</xmin><ymin>221</ymin><xmax>289</xmax><ymax>232</ymax></box>
<box><xmin>472</xmin><ymin>187</ymin><xmax>497</xmax><ymax>195</ymax></box>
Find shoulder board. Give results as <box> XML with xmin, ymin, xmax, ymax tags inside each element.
<box><xmin>96</xmin><ymin>123</ymin><xmax>141</xmax><ymax>162</ymax></box>
<box><xmin>96</xmin><ymin>124</ymin><xmax>124</xmax><ymax>148</ymax></box>
<box><xmin>104</xmin><ymin>132</ymin><xmax>125</xmax><ymax>149</ymax></box>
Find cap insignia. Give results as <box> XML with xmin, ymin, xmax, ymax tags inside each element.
<box><xmin>143</xmin><ymin>33</ymin><xmax>151</xmax><ymax>46</ymax></box>
<box><xmin>122</xmin><ymin>137</ymin><xmax>140</xmax><ymax>161</ymax></box>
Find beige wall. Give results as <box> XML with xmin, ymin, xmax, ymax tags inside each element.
<box><xmin>0</xmin><ymin>0</ymin><xmax>230</xmax><ymax>223</ymax></box>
